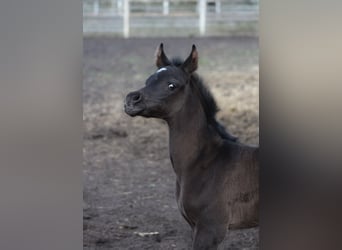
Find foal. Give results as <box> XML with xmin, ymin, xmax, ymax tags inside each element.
<box><xmin>125</xmin><ymin>44</ymin><xmax>259</xmax><ymax>250</ymax></box>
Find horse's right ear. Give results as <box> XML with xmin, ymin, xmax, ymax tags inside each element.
<box><xmin>155</xmin><ymin>43</ymin><xmax>171</xmax><ymax>68</ymax></box>
<box><xmin>181</xmin><ymin>44</ymin><xmax>198</xmax><ymax>74</ymax></box>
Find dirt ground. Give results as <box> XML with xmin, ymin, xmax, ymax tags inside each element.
<box><xmin>83</xmin><ymin>37</ymin><xmax>259</xmax><ymax>249</ymax></box>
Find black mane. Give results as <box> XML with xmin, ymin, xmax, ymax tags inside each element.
<box><xmin>171</xmin><ymin>58</ymin><xmax>238</xmax><ymax>142</ymax></box>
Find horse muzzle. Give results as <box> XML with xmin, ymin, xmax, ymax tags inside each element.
<box><xmin>124</xmin><ymin>91</ymin><xmax>145</xmax><ymax>116</ymax></box>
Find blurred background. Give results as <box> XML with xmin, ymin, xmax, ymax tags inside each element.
<box><xmin>83</xmin><ymin>0</ymin><xmax>258</xmax><ymax>37</ymax></box>
<box><xmin>83</xmin><ymin>1</ymin><xmax>259</xmax><ymax>249</ymax></box>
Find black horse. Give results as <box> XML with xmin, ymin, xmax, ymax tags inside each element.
<box><xmin>125</xmin><ymin>44</ymin><xmax>259</xmax><ymax>250</ymax></box>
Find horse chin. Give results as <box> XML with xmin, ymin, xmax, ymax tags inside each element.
<box><xmin>124</xmin><ymin>104</ymin><xmax>164</xmax><ymax>118</ymax></box>
<box><xmin>124</xmin><ymin>105</ymin><xmax>145</xmax><ymax>117</ymax></box>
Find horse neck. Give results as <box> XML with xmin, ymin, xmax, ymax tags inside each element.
<box><xmin>166</xmin><ymin>87</ymin><xmax>221</xmax><ymax>177</ymax></box>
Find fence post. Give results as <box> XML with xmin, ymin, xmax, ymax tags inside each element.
<box><xmin>199</xmin><ymin>0</ymin><xmax>207</xmax><ymax>36</ymax></box>
<box><xmin>163</xmin><ymin>0</ymin><xmax>169</xmax><ymax>15</ymax></box>
<box><xmin>93</xmin><ymin>0</ymin><xmax>99</xmax><ymax>16</ymax></box>
<box><xmin>215</xmin><ymin>0</ymin><xmax>221</xmax><ymax>14</ymax></box>
<box><xmin>123</xmin><ymin>0</ymin><xmax>130</xmax><ymax>38</ymax></box>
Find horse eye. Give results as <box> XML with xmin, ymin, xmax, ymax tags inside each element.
<box><xmin>168</xmin><ymin>83</ymin><xmax>176</xmax><ymax>90</ymax></box>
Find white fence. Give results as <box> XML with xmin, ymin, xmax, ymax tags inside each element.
<box><xmin>83</xmin><ymin>0</ymin><xmax>258</xmax><ymax>37</ymax></box>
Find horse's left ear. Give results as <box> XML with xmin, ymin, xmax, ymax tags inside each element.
<box><xmin>182</xmin><ymin>45</ymin><xmax>198</xmax><ymax>74</ymax></box>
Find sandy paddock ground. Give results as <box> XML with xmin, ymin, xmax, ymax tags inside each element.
<box><xmin>83</xmin><ymin>37</ymin><xmax>259</xmax><ymax>249</ymax></box>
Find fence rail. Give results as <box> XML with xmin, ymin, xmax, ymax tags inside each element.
<box><xmin>83</xmin><ymin>0</ymin><xmax>258</xmax><ymax>37</ymax></box>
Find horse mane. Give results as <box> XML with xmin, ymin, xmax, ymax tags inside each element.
<box><xmin>171</xmin><ymin>58</ymin><xmax>238</xmax><ymax>142</ymax></box>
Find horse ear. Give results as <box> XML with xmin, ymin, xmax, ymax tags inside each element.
<box><xmin>182</xmin><ymin>45</ymin><xmax>198</xmax><ymax>74</ymax></box>
<box><xmin>155</xmin><ymin>43</ymin><xmax>171</xmax><ymax>68</ymax></box>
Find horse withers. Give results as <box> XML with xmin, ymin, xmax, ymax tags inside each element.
<box><xmin>124</xmin><ymin>44</ymin><xmax>259</xmax><ymax>250</ymax></box>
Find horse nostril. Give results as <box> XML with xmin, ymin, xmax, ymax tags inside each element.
<box><xmin>133</xmin><ymin>94</ymin><xmax>141</xmax><ymax>102</ymax></box>
<box><xmin>127</xmin><ymin>91</ymin><xmax>142</xmax><ymax>104</ymax></box>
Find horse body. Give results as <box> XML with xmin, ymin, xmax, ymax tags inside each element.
<box><xmin>125</xmin><ymin>44</ymin><xmax>259</xmax><ymax>249</ymax></box>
